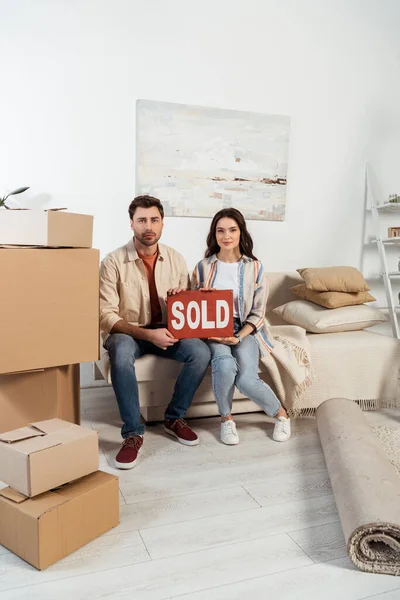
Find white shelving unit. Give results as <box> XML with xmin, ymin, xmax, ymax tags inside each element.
<box><xmin>370</xmin><ymin>202</ymin><xmax>400</xmax><ymax>338</ymax></box>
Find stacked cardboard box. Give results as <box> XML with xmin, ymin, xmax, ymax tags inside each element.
<box><xmin>0</xmin><ymin>213</ymin><xmax>116</xmax><ymax>569</ymax></box>
<box><xmin>0</xmin><ymin>419</ymin><xmax>119</xmax><ymax>569</ymax></box>
<box><xmin>0</xmin><ymin>210</ymin><xmax>100</xmax><ymax>432</ymax></box>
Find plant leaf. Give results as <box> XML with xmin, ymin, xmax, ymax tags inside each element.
<box><xmin>3</xmin><ymin>186</ymin><xmax>30</xmax><ymax>201</ymax></box>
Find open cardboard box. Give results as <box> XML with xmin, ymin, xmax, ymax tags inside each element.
<box><xmin>0</xmin><ymin>419</ymin><xmax>99</xmax><ymax>497</ymax></box>
<box><xmin>0</xmin><ymin>471</ymin><xmax>119</xmax><ymax>570</ymax></box>
<box><xmin>0</xmin><ymin>365</ymin><xmax>80</xmax><ymax>434</ymax></box>
<box><xmin>0</xmin><ymin>209</ymin><xmax>93</xmax><ymax>248</ymax></box>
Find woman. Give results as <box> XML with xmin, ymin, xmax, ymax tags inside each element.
<box><xmin>192</xmin><ymin>208</ymin><xmax>291</xmax><ymax>446</ymax></box>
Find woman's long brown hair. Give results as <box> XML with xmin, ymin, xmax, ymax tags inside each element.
<box><xmin>205</xmin><ymin>208</ymin><xmax>258</xmax><ymax>260</ymax></box>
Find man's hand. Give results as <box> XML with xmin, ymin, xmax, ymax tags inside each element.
<box><xmin>166</xmin><ymin>287</ymin><xmax>184</xmax><ymax>296</ymax></box>
<box><xmin>200</xmin><ymin>287</ymin><xmax>216</xmax><ymax>292</ymax></box>
<box><xmin>209</xmin><ymin>336</ymin><xmax>239</xmax><ymax>346</ymax></box>
<box><xmin>147</xmin><ymin>328</ymin><xmax>179</xmax><ymax>350</ymax></box>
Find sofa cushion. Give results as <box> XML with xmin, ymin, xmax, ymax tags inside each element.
<box><xmin>297</xmin><ymin>266</ymin><xmax>370</xmax><ymax>292</ymax></box>
<box><xmin>292</xmin><ymin>284</ymin><xmax>375</xmax><ymax>308</ymax></box>
<box><xmin>273</xmin><ymin>300</ymin><xmax>386</xmax><ymax>333</ymax></box>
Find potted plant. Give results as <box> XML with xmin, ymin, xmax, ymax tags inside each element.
<box><xmin>0</xmin><ymin>187</ymin><xmax>30</xmax><ymax>209</ymax></box>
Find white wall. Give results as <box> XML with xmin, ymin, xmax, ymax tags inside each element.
<box><xmin>1</xmin><ymin>0</ymin><xmax>400</xmax><ymax>385</ymax></box>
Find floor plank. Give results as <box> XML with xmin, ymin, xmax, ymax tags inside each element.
<box><xmin>243</xmin><ymin>470</ymin><xmax>332</xmax><ymax>507</ymax></box>
<box><xmin>209</xmin><ymin>430</ymin><xmax>322</xmax><ymax>467</ymax></box>
<box><xmin>119</xmin><ymin>451</ymin><xmax>327</xmax><ymax>504</ymax></box>
<box><xmin>105</xmin><ymin>486</ymin><xmax>260</xmax><ymax>534</ymax></box>
<box><xmin>360</xmin><ymin>590</ymin><xmax>400</xmax><ymax>600</ymax></box>
<box><xmin>288</xmin><ymin>521</ymin><xmax>347</xmax><ymax>563</ymax></box>
<box><xmin>0</xmin><ymin>532</ymin><xmax>150</xmax><ymax>593</ymax></box>
<box><xmin>172</xmin><ymin>557</ymin><xmax>400</xmax><ymax>600</ymax></box>
<box><xmin>0</xmin><ymin>545</ymin><xmax>11</xmax><ymax>556</ymax></box>
<box><xmin>140</xmin><ymin>494</ymin><xmax>339</xmax><ymax>560</ymax></box>
<box><xmin>104</xmin><ymin>442</ymin><xmax>223</xmax><ymax>478</ymax></box>
<box><xmin>0</xmin><ymin>534</ymin><xmax>312</xmax><ymax>600</ymax></box>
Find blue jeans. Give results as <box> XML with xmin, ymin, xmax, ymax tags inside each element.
<box><xmin>208</xmin><ymin>322</ymin><xmax>281</xmax><ymax>418</ymax></box>
<box><xmin>105</xmin><ymin>333</ymin><xmax>211</xmax><ymax>438</ymax></box>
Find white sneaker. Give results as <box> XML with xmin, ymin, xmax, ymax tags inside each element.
<box><xmin>273</xmin><ymin>416</ymin><xmax>291</xmax><ymax>442</ymax></box>
<box><xmin>220</xmin><ymin>420</ymin><xmax>239</xmax><ymax>445</ymax></box>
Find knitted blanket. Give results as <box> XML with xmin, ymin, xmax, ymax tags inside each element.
<box><xmin>256</xmin><ymin>322</ymin><xmax>314</xmax><ymax>416</ymax></box>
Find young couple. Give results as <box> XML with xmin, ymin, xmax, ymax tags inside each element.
<box><xmin>100</xmin><ymin>195</ymin><xmax>291</xmax><ymax>470</ymax></box>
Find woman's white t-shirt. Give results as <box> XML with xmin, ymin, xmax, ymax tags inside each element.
<box><xmin>213</xmin><ymin>260</ymin><xmax>240</xmax><ymax>317</ymax></box>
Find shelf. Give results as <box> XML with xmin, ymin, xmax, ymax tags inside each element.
<box><xmin>367</xmin><ymin>183</ymin><xmax>400</xmax><ymax>338</ymax></box>
<box><xmin>371</xmin><ymin>203</ymin><xmax>400</xmax><ymax>212</ymax></box>
<box><xmin>373</xmin><ymin>237</ymin><xmax>400</xmax><ymax>244</ymax></box>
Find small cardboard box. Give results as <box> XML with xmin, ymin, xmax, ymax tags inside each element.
<box><xmin>0</xmin><ymin>248</ymin><xmax>100</xmax><ymax>374</ymax></box>
<box><xmin>0</xmin><ymin>471</ymin><xmax>119</xmax><ymax>570</ymax></box>
<box><xmin>0</xmin><ymin>365</ymin><xmax>80</xmax><ymax>434</ymax></box>
<box><xmin>388</xmin><ymin>226</ymin><xmax>400</xmax><ymax>238</ymax></box>
<box><xmin>0</xmin><ymin>210</ymin><xmax>93</xmax><ymax>248</ymax></box>
<box><xmin>0</xmin><ymin>419</ymin><xmax>99</xmax><ymax>497</ymax></box>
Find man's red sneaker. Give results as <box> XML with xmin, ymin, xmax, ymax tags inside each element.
<box><xmin>164</xmin><ymin>418</ymin><xmax>199</xmax><ymax>446</ymax></box>
<box><xmin>115</xmin><ymin>435</ymin><xmax>144</xmax><ymax>469</ymax></box>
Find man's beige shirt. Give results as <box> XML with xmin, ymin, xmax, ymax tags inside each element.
<box><xmin>100</xmin><ymin>238</ymin><xmax>190</xmax><ymax>343</ymax></box>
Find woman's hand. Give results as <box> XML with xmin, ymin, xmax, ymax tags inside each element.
<box><xmin>209</xmin><ymin>336</ymin><xmax>239</xmax><ymax>346</ymax></box>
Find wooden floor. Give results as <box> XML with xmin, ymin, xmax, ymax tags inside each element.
<box><xmin>1</xmin><ymin>388</ymin><xmax>400</xmax><ymax>600</ymax></box>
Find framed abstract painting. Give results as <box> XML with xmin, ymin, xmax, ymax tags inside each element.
<box><xmin>136</xmin><ymin>99</ymin><xmax>290</xmax><ymax>221</ymax></box>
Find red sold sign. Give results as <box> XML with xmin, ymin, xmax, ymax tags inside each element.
<box><xmin>167</xmin><ymin>290</ymin><xmax>234</xmax><ymax>339</ymax></box>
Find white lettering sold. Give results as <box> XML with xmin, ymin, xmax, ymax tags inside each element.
<box><xmin>187</xmin><ymin>301</ymin><xmax>201</xmax><ymax>329</ymax></box>
<box><xmin>216</xmin><ymin>300</ymin><xmax>229</xmax><ymax>328</ymax></box>
<box><xmin>171</xmin><ymin>301</ymin><xmax>185</xmax><ymax>330</ymax></box>
<box><xmin>171</xmin><ymin>299</ymin><xmax>230</xmax><ymax>331</ymax></box>
<box><xmin>201</xmin><ymin>300</ymin><xmax>215</xmax><ymax>329</ymax></box>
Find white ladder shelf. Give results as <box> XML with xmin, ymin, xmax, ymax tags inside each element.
<box><xmin>370</xmin><ymin>202</ymin><xmax>400</xmax><ymax>338</ymax></box>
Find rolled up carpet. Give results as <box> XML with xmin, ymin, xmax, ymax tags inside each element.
<box><xmin>316</xmin><ymin>397</ymin><xmax>400</xmax><ymax>575</ymax></box>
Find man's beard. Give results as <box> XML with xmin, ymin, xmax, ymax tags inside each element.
<box><xmin>135</xmin><ymin>232</ymin><xmax>161</xmax><ymax>246</ymax></box>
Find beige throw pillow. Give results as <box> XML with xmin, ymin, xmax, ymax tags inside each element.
<box><xmin>273</xmin><ymin>300</ymin><xmax>386</xmax><ymax>333</ymax></box>
<box><xmin>297</xmin><ymin>266</ymin><xmax>370</xmax><ymax>292</ymax></box>
<box><xmin>292</xmin><ymin>283</ymin><xmax>375</xmax><ymax>308</ymax></box>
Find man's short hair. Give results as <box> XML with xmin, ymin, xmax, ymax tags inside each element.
<box><xmin>128</xmin><ymin>195</ymin><xmax>164</xmax><ymax>219</ymax></box>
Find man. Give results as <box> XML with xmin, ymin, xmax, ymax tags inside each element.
<box><xmin>100</xmin><ymin>195</ymin><xmax>211</xmax><ymax>469</ymax></box>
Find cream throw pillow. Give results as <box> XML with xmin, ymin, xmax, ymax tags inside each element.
<box><xmin>297</xmin><ymin>266</ymin><xmax>370</xmax><ymax>292</ymax></box>
<box><xmin>273</xmin><ymin>300</ymin><xmax>386</xmax><ymax>333</ymax></box>
<box><xmin>292</xmin><ymin>283</ymin><xmax>375</xmax><ymax>308</ymax></box>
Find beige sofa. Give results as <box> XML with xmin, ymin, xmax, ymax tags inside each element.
<box><xmin>95</xmin><ymin>272</ymin><xmax>400</xmax><ymax>420</ymax></box>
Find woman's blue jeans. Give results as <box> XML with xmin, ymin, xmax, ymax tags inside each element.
<box><xmin>208</xmin><ymin>323</ymin><xmax>281</xmax><ymax>418</ymax></box>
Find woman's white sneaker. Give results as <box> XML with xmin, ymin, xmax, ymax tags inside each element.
<box><xmin>220</xmin><ymin>420</ymin><xmax>239</xmax><ymax>445</ymax></box>
<box><xmin>273</xmin><ymin>416</ymin><xmax>291</xmax><ymax>442</ymax></box>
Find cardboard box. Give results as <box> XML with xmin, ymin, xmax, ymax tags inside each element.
<box><xmin>0</xmin><ymin>210</ymin><xmax>93</xmax><ymax>248</ymax></box>
<box><xmin>0</xmin><ymin>471</ymin><xmax>119</xmax><ymax>570</ymax></box>
<box><xmin>0</xmin><ymin>248</ymin><xmax>100</xmax><ymax>374</ymax></box>
<box><xmin>0</xmin><ymin>419</ymin><xmax>99</xmax><ymax>497</ymax></box>
<box><xmin>0</xmin><ymin>365</ymin><xmax>80</xmax><ymax>434</ymax></box>
<box><xmin>388</xmin><ymin>226</ymin><xmax>400</xmax><ymax>238</ymax></box>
